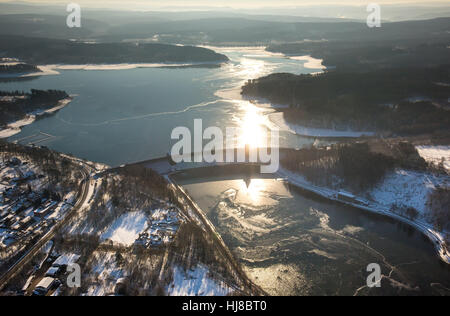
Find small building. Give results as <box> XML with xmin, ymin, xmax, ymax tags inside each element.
<box><xmin>11</xmin><ymin>216</ymin><xmax>34</xmax><ymax>231</ymax></box>
<box><xmin>34</xmin><ymin>201</ymin><xmax>58</xmax><ymax>219</ymax></box>
<box><xmin>1</xmin><ymin>214</ymin><xmax>15</xmax><ymax>226</ymax></box>
<box><xmin>20</xmin><ymin>216</ymin><xmax>34</xmax><ymax>228</ymax></box>
<box><xmin>11</xmin><ymin>200</ymin><xmax>30</xmax><ymax>215</ymax></box>
<box><xmin>114</xmin><ymin>278</ymin><xmax>129</xmax><ymax>296</ymax></box>
<box><xmin>33</xmin><ymin>277</ymin><xmax>57</xmax><ymax>296</ymax></box>
<box><xmin>11</xmin><ymin>221</ymin><xmax>22</xmax><ymax>231</ymax></box>
<box><xmin>52</xmin><ymin>253</ymin><xmax>80</xmax><ymax>269</ymax></box>
<box><xmin>9</xmin><ymin>158</ymin><xmax>22</xmax><ymax>166</ymax></box>
<box><xmin>45</xmin><ymin>266</ymin><xmax>62</xmax><ymax>278</ymax></box>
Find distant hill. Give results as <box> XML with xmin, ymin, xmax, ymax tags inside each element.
<box><xmin>268</xmin><ymin>40</ymin><xmax>450</xmax><ymax>71</ymax></box>
<box><xmin>0</xmin><ymin>10</ymin><xmax>448</xmax><ymax>45</ymax></box>
<box><xmin>266</xmin><ymin>18</ymin><xmax>450</xmax><ymax>70</ymax></box>
<box><xmin>0</xmin><ymin>14</ymin><xmax>108</xmax><ymax>39</ymax></box>
<box><xmin>1</xmin><ymin>2</ymin><xmax>449</xmax><ymax>22</ymax></box>
<box><xmin>0</xmin><ymin>35</ymin><xmax>229</xmax><ymax>65</ymax></box>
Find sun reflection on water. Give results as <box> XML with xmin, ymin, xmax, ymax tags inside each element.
<box><xmin>240</xmin><ymin>178</ymin><xmax>267</xmax><ymax>203</ymax></box>
<box><xmin>237</xmin><ymin>103</ymin><xmax>268</xmax><ymax>149</ymax></box>
<box><xmin>238</xmin><ymin>58</ymin><xmax>267</xmax><ymax>79</ymax></box>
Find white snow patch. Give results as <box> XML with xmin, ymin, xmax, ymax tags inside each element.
<box><xmin>370</xmin><ymin>169</ymin><xmax>449</xmax><ymax>217</ymax></box>
<box><xmin>42</xmin><ymin>63</ymin><xmax>216</xmax><ymax>72</ymax></box>
<box><xmin>101</xmin><ymin>211</ymin><xmax>149</xmax><ymax>246</ymax></box>
<box><xmin>289</xmin><ymin>55</ymin><xmax>326</xmax><ymax>70</ymax></box>
<box><xmin>167</xmin><ymin>265</ymin><xmax>231</xmax><ymax>296</ymax></box>
<box><xmin>53</xmin><ymin>253</ymin><xmax>80</xmax><ymax>267</ymax></box>
<box><xmin>85</xmin><ymin>252</ymin><xmax>122</xmax><ymax>296</ymax></box>
<box><xmin>270</xmin><ymin>112</ymin><xmax>375</xmax><ymax>138</ymax></box>
<box><xmin>416</xmin><ymin>146</ymin><xmax>450</xmax><ymax>171</ymax></box>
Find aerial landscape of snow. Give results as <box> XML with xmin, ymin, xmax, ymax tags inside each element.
<box><xmin>416</xmin><ymin>146</ymin><xmax>450</xmax><ymax>171</ymax></box>
<box><xmin>167</xmin><ymin>265</ymin><xmax>232</xmax><ymax>296</ymax></box>
<box><xmin>101</xmin><ymin>211</ymin><xmax>149</xmax><ymax>246</ymax></box>
<box><xmin>1</xmin><ymin>5</ymin><xmax>450</xmax><ymax>297</ymax></box>
<box><xmin>370</xmin><ymin>169</ymin><xmax>449</xmax><ymax>218</ymax></box>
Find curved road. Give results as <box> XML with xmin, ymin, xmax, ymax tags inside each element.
<box><xmin>0</xmin><ymin>161</ymin><xmax>93</xmax><ymax>291</ymax></box>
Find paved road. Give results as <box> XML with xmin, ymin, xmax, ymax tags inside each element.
<box><xmin>0</xmin><ymin>162</ymin><xmax>93</xmax><ymax>291</ymax></box>
<box><xmin>168</xmin><ymin>176</ymin><xmax>266</xmax><ymax>296</ymax></box>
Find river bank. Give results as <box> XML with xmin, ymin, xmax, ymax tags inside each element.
<box><xmin>0</xmin><ymin>61</ymin><xmax>227</xmax><ymax>80</ymax></box>
<box><xmin>0</xmin><ymin>97</ymin><xmax>73</xmax><ymax>139</ymax></box>
<box><xmin>171</xmin><ymin>164</ymin><xmax>450</xmax><ymax>295</ymax></box>
<box><xmin>152</xmin><ymin>157</ymin><xmax>450</xmax><ymax>265</ymax></box>
<box><xmin>277</xmin><ymin>167</ymin><xmax>450</xmax><ymax>265</ymax></box>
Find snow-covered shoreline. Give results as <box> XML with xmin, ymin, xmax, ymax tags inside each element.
<box><xmin>1</xmin><ymin>61</ymin><xmax>225</xmax><ymax>79</ymax></box>
<box><xmin>213</xmin><ymin>49</ymin><xmax>370</xmax><ymax>139</ymax></box>
<box><xmin>218</xmin><ymin>88</ymin><xmax>375</xmax><ymax>139</ymax></box>
<box><xmin>40</xmin><ymin>61</ymin><xmax>224</xmax><ymax>73</ymax></box>
<box><xmin>213</xmin><ymin>47</ymin><xmax>375</xmax><ymax>139</ymax></box>
<box><xmin>269</xmin><ymin>111</ymin><xmax>376</xmax><ymax>138</ymax></box>
<box><xmin>0</xmin><ymin>65</ymin><xmax>59</xmax><ymax>79</ymax></box>
<box><xmin>277</xmin><ymin>167</ymin><xmax>450</xmax><ymax>264</ymax></box>
<box><xmin>0</xmin><ymin>97</ymin><xmax>73</xmax><ymax>139</ymax></box>
<box><xmin>288</xmin><ymin>55</ymin><xmax>327</xmax><ymax>70</ymax></box>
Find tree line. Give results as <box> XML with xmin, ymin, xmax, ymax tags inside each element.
<box><xmin>0</xmin><ymin>64</ymin><xmax>40</xmax><ymax>74</ymax></box>
<box><xmin>242</xmin><ymin>66</ymin><xmax>450</xmax><ymax>135</ymax></box>
<box><xmin>0</xmin><ymin>89</ymin><xmax>69</xmax><ymax>126</ymax></box>
<box><xmin>280</xmin><ymin>141</ymin><xmax>428</xmax><ymax>192</ymax></box>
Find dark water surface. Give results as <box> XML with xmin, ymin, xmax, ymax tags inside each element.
<box><xmin>174</xmin><ymin>169</ymin><xmax>450</xmax><ymax>296</ymax></box>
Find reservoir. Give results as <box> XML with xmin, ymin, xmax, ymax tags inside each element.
<box><xmin>2</xmin><ymin>46</ymin><xmax>449</xmax><ymax>295</ymax></box>
<box><xmin>2</xmin><ymin>47</ymin><xmax>323</xmax><ymax>166</ymax></box>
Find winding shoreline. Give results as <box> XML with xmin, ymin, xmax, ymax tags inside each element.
<box><xmin>0</xmin><ymin>61</ymin><xmax>227</xmax><ymax>79</ymax></box>
<box><xmin>0</xmin><ymin>97</ymin><xmax>73</xmax><ymax>139</ymax></box>
<box><xmin>277</xmin><ymin>167</ymin><xmax>450</xmax><ymax>265</ymax></box>
<box><xmin>211</xmin><ymin>48</ymin><xmax>377</xmax><ymax>139</ymax></box>
<box><xmin>130</xmin><ymin>152</ymin><xmax>450</xmax><ymax>266</ymax></box>
<box><xmin>39</xmin><ymin>61</ymin><xmax>226</xmax><ymax>73</ymax></box>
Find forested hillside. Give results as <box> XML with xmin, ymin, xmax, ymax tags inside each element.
<box><xmin>0</xmin><ymin>35</ymin><xmax>229</xmax><ymax>65</ymax></box>
<box><xmin>242</xmin><ymin>67</ymin><xmax>450</xmax><ymax>135</ymax></box>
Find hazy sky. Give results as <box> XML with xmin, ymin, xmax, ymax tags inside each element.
<box><xmin>1</xmin><ymin>0</ymin><xmax>447</xmax><ymax>10</ymax></box>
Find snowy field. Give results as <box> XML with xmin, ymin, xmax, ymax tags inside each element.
<box><xmin>416</xmin><ymin>146</ymin><xmax>450</xmax><ymax>171</ymax></box>
<box><xmin>53</xmin><ymin>253</ymin><xmax>80</xmax><ymax>267</ymax></box>
<box><xmin>279</xmin><ymin>166</ymin><xmax>449</xmax><ymax>227</ymax></box>
<box><xmin>167</xmin><ymin>265</ymin><xmax>231</xmax><ymax>296</ymax></box>
<box><xmin>101</xmin><ymin>211</ymin><xmax>149</xmax><ymax>246</ymax></box>
<box><xmin>370</xmin><ymin>169</ymin><xmax>449</xmax><ymax>218</ymax></box>
<box><xmin>100</xmin><ymin>208</ymin><xmax>180</xmax><ymax>247</ymax></box>
<box><xmin>85</xmin><ymin>252</ymin><xmax>122</xmax><ymax>296</ymax></box>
